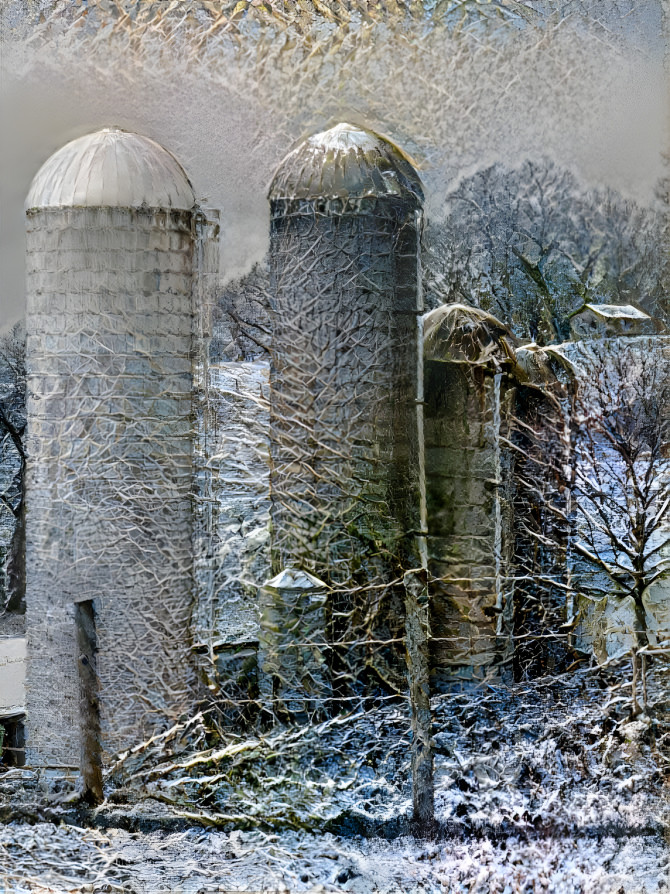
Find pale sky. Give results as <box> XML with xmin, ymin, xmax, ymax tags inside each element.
<box><xmin>0</xmin><ymin>2</ymin><xmax>667</xmax><ymax>330</ymax></box>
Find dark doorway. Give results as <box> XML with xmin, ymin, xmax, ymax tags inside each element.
<box><xmin>0</xmin><ymin>714</ymin><xmax>25</xmax><ymax>766</ymax></box>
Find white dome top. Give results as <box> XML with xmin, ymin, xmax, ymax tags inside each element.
<box><xmin>26</xmin><ymin>128</ymin><xmax>195</xmax><ymax>211</ymax></box>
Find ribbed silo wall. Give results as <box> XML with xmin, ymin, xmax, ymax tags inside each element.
<box><xmin>25</xmin><ymin>207</ymin><xmax>196</xmax><ymax>766</ymax></box>
<box><xmin>424</xmin><ymin>362</ymin><xmax>515</xmax><ymax>685</ymax></box>
<box><xmin>269</xmin><ymin>196</ymin><xmax>423</xmax><ymax>661</ymax></box>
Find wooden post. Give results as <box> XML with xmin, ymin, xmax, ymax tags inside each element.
<box><xmin>75</xmin><ymin>600</ymin><xmax>103</xmax><ymax>806</ymax></box>
<box><xmin>404</xmin><ymin>568</ymin><xmax>434</xmax><ymax>834</ymax></box>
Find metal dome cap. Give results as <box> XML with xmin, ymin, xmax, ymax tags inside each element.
<box><xmin>26</xmin><ymin>127</ymin><xmax>195</xmax><ymax>211</ymax></box>
<box><xmin>269</xmin><ymin>122</ymin><xmax>424</xmax><ymax>205</ymax></box>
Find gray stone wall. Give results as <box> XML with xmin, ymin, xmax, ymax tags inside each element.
<box><xmin>25</xmin><ymin>207</ymin><xmax>196</xmax><ymax>765</ymax></box>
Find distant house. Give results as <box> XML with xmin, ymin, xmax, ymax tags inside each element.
<box><xmin>569</xmin><ymin>304</ymin><xmax>656</xmax><ymax>339</ymax></box>
<box><xmin>0</xmin><ymin>637</ymin><xmax>25</xmax><ymax>766</ymax></box>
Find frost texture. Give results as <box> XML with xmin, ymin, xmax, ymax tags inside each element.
<box><xmin>0</xmin><ymin>1</ymin><xmax>668</xmax><ymax>891</ymax></box>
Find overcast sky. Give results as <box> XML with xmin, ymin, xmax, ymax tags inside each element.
<box><xmin>0</xmin><ymin>1</ymin><xmax>667</xmax><ymax>330</ymax></box>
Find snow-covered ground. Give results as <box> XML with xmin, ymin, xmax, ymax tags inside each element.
<box><xmin>0</xmin><ymin>822</ymin><xmax>668</xmax><ymax>893</ymax></box>
<box><xmin>2</xmin><ymin>662</ymin><xmax>669</xmax><ymax>893</ymax></box>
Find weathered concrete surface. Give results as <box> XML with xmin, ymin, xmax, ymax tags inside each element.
<box><xmin>25</xmin><ymin>130</ymin><xmax>198</xmax><ymax>766</ymax></box>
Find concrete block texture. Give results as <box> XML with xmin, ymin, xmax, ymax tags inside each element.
<box><xmin>269</xmin><ymin>198</ymin><xmax>424</xmax><ymax>686</ymax></box>
<box><xmin>25</xmin><ymin>207</ymin><xmax>197</xmax><ymax>766</ymax></box>
<box><xmin>424</xmin><ymin>360</ymin><xmax>515</xmax><ymax>681</ymax></box>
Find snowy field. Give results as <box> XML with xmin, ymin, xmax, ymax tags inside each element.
<box><xmin>2</xmin><ymin>663</ymin><xmax>669</xmax><ymax>893</ymax></box>
<box><xmin>0</xmin><ymin>821</ymin><xmax>669</xmax><ymax>893</ymax></box>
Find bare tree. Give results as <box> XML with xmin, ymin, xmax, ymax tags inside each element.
<box><xmin>0</xmin><ymin>321</ymin><xmax>26</xmax><ymax>614</ymax></box>
<box><xmin>423</xmin><ymin>160</ymin><xmax>670</xmax><ymax>345</ymax></box>
<box><xmin>568</xmin><ymin>342</ymin><xmax>670</xmax><ymax>710</ymax></box>
<box><xmin>507</xmin><ymin>336</ymin><xmax>670</xmax><ymax>705</ymax></box>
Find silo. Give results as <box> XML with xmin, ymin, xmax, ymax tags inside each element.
<box><xmin>268</xmin><ymin>123</ymin><xmax>425</xmax><ymax>683</ymax></box>
<box><xmin>423</xmin><ymin>304</ymin><xmax>516</xmax><ymax>686</ymax></box>
<box><xmin>24</xmin><ymin>128</ymin><xmax>197</xmax><ymax>771</ymax></box>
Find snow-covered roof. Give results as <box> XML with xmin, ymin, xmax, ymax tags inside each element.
<box><xmin>263</xmin><ymin>568</ymin><xmax>328</xmax><ymax>591</ymax></box>
<box><xmin>26</xmin><ymin>128</ymin><xmax>195</xmax><ymax>211</ymax></box>
<box><xmin>583</xmin><ymin>303</ymin><xmax>651</xmax><ymax>321</ymax></box>
<box><xmin>269</xmin><ymin>122</ymin><xmax>423</xmax><ymax>204</ymax></box>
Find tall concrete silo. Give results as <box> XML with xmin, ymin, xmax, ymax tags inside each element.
<box><xmin>423</xmin><ymin>304</ymin><xmax>516</xmax><ymax>686</ymax></box>
<box><xmin>24</xmin><ymin>128</ymin><xmax>197</xmax><ymax>774</ymax></box>
<box><xmin>268</xmin><ymin>123</ymin><xmax>425</xmax><ymax>680</ymax></box>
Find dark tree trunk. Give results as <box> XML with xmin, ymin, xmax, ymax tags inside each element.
<box><xmin>631</xmin><ymin>596</ymin><xmax>649</xmax><ymax>717</ymax></box>
<box><xmin>632</xmin><ymin>596</ymin><xmax>648</xmax><ymax>648</ymax></box>
<box><xmin>5</xmin><ymin>494</ymin><xmax>25</xmax><ymax>614</ymax></box>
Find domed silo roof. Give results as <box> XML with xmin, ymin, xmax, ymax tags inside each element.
<box><xmin>269</xmin><ymin>122</ymin><xmax>424</xmax><ymax>205</ymax></box>
<box><xmin>26</xmin><ymin>127</ymin><xmax>195</xmax><ymax>211</ymax></box>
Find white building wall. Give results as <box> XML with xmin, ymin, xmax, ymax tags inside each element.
<box><xmin>193</xmin><ymin>359</ymin><xmax>270</xmax><ymax>659</ymax></box>
<box><xmin>0</xmin><ymin>637</ymin><xmax>26</xmax><ymax>717</ymax></box>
